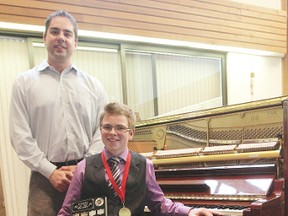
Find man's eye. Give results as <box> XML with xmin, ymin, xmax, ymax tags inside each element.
<box><xmin>50</xmin><ymin>30</ymin><xmax>58</xmax><ymax>35</ymax></box>
<box><xmin>65</xmin><ymin>32</ymin><xmax>73</xmax><ymax>38</ymax></box>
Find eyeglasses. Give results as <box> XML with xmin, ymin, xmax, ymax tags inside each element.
<box><xmin>100</xmin><ymin>124</ymin><xmax>131</xmax><ymax>134</ymax></box>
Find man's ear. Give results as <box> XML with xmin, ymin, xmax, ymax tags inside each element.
<box><xmin>74</xmin><ymin>40</ymin><xmax>78</xmax><ymax>51</ymax></box>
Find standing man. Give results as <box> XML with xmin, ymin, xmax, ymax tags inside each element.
<box><xmin>9</xmin><ymin>10</ymin><xmax>108</xmax><ymax>215</ymax></box>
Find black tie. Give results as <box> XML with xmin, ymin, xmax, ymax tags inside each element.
<box><xmin>108</xmin><ymin>157</ymin><xmax>121</xmax><ymax>196</ymax></box>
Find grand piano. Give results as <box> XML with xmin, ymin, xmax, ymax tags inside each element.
<box><xmin>128</xmin><ymin>96</ymin><xmax>288</xmax><ymax>216</ymax></box>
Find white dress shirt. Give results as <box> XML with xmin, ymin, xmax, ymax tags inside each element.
<box><xmin>9</xmin><ymin>61</ymin><xmax>108</xmax><ymax>179</ymax></box>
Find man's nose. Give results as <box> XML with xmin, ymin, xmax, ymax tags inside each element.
<box><xmin>57</xmin><ymin>32</ymin><xmax>65</xmax><ymax>42</ymax></box>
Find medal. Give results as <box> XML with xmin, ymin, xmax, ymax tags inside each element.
<box><xmin>119</xmin><ymin>207</ymin><xmax>131</xmax><ymax>216</ymax></box>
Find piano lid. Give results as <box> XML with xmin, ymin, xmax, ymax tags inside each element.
<box><xmin>158</xmin><ymin>175</ymin><xmax>275</xmax><ymax>198</ymax></box>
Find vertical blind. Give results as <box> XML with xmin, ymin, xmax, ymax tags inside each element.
<box><xmin>155</xmin><ymin>54</ymin><xmax>222</xmax><ymax>115</ymax></box>
<box><xmin>0</xmin><ymin>36</ymin><xmax>31</xmax><ymax>216</ymax></box>
<box><xmin>125</xmin><ymin>52</ymin><xmax>155</xmax><ymax>120</ymax></box>
<box><xmin>125</xmin><ymin>51</ymin><xmax>223</xmax><ymax>119</ymax></box>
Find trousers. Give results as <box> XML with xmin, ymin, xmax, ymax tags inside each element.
<box><xmin>27</xmin><ymin>172</ymin><xmax>66</xmax><ymax>216</ymax></box>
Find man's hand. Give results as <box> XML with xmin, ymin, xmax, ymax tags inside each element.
<box><xmin>188</xmin><ymin>208</ymin><xmax>223</xmax><ymax>216</ymax></box>
<box><xmin>58</xmin><ymin>165</ymin><xmax>77</xmax><ymax>176</ymax></box>
<box><xmin>49</xmin><ymin>165</ymin><xmax>76</xmax><ymax>192</ymax></box>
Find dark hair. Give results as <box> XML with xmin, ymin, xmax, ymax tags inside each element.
<box><xmin>100</xmin><ymin>103</ymin><xmax>136</xmax><ymax>130</ymax></box>
<box><xmin>44</xmin><ymin>10</ymin><xmax>78</xmax><ymax>41</ymax></box>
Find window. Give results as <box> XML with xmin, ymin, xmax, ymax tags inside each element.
<box><xmin>124</xmin><ymin>46</ymin><xmax>225</xmax><ymax>120</ymax></box>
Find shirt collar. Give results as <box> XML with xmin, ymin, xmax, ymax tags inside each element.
<box><xmin>103</xmin><ymin>147</ymin><xmax>129</xmax><ymax>162</ymax></box>
<box><xmin>37</xmin><ymin>60</ymin><xmax>79</xmax><ymax>74</ymax></box>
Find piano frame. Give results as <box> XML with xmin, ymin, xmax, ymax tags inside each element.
<box><xmin>129</xmin><ymin>96</ymin><xmax>288</xmax><ymax>216</ymax></box>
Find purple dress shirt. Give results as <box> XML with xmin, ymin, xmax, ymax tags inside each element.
<box><xmin>58</xmin><ymin>147</ymin><xmax>191</xmax><ymax>215</ymax></box>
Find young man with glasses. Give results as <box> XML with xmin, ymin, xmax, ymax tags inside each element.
<box><xmin>58</xmin><ymin>102</ymin><xmax>221</xmax><ymax>216</ymax></box>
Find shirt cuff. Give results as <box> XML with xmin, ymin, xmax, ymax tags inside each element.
<box><xmin>38</xmin><ymin>159</ymin><xmax>57</xmax><ymax>179</ymax></box>
<box><xmin>180</xmin><ymin>206</ymin><xmax>192</xmax><ymax>215</ymax></box>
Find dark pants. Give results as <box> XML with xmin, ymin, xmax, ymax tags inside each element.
<box><xmin>27</xmin><ymin>172</ymin><xmax>66</xmax><ymax>216</ymax></box>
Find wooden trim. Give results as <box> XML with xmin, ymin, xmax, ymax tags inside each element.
<box><xmin>0</xmin><ymin>0</ymin><xmax>286</xmax><ymax>53</ymax></box>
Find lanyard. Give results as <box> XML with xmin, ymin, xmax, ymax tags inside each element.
<box><xmin>101</xmin><ymin>151</ymin><xmax>131</xmax><ymax>203</ymax></box>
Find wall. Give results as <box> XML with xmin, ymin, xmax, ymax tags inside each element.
<box><xmin>227</xmin><ymin>53</ymin><xmax>282</xmax><ymax>104</ymax></box>
<box><xmin>0</xmin><ymin>0</ymin><xmax>286</xmax><ymax>54</ymax></box>
<box><xmin>231</xmin><ymin>0</ymin><xmax>281</xmax><ymax>9</ymax></box>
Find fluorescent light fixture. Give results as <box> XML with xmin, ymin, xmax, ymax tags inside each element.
<box><xmin>0</xmin><ymin>21</ymin><xmax>284</xmax><ymax>57</ymax></box>
<box><xmin>76</xmin><ymin>46</ymin><xmax>118</xmax><ymax>52</ymax></box>
<box><xmin>0</xmin><ymin>22</ymin><xmax>44</xmax><ymax>32</ymax></box>
<box><xmin>79</xmin><ymin>29</ymin><xmax>284</xmax><ymax>57</ymax></box>
<box><xmin>32</xmin><ymin>42</ymin><xmax>117</xmax><ymax>52</ymax></box>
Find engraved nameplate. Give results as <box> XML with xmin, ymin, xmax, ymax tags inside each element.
<box><xmin>71</xmin><ymin>197</ymin><xmax>107</xmax><ymax>216</ymax></box>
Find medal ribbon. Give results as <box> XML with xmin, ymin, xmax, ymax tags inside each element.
<box><xmin>102</xmin><ymin>151</ymin><xmax>131</xmax><ymax>203</ymax></box>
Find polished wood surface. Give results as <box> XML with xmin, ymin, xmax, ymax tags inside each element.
<box><xmin>132</xmin><ymin>96</ymin><xmax>288</xmax><ymax>216</ymax></box>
